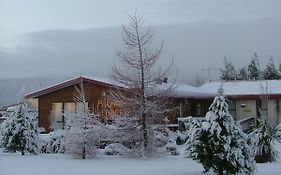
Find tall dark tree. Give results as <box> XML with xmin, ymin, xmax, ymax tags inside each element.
<box><xmin>236</xmin><ymin>67</ymin><xmax>248</xmax><ymax>80</ymax></box>
<box><xmin>220</xmin><ymin>57</ymin><xmax>236</xmax><ymax>81</ymax></box>
<box><xmin>248</xmin><ymin>52</ymin><xmax>261</xmax><ymax>80</ymax></box>
<box><xmin>263</xmin><ymin>57</ymin><xmax>280</xmax><ymax>80</ymax></box>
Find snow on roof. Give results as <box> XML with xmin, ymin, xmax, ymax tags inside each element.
<box><xmin>198</xmin><ymin>80</ymin><xmax>281</xmax><ymax>96</ymax></box>
<box><xmin>164</xmin><ymin>83</ymin><xmax>215</xmax><ymax>99</ymax></box>
<box><xmin>82</xmin><ymin>75</ymin><xmax>126</xmax><ymax>88</ymax></box>
<box><xmin>25</xmin><ymin>76</ymin><xmax>126</xmax><ymax>99</ymax></box>
<box><xmin>25</xmin><ymin>75</ymin><xmax>281</xmax><ymax>100</ymax></box>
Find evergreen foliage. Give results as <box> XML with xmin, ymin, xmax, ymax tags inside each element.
<box><xmin>219</xmin><ymin>53</ymin><xmax>281</xmax><ymax>81</ymax></box>
<box><xmin>248</xmin><ymin>53</ymin><xmax>261</xmax><ymax>80</ymax></box>
<box><xmin>262</xmin><ymin>57</ymin><xmax>280</xmax><ymax>80</ymax></box>
<box><xmin>236</xmin><ymin>67</ymin><xmax>248</xmax><ymax>80</ymax></box>
<box><xmin>1</xmin><ymin>101</ymin><xmax>40</xmax><ymax>155</ymax></box>
<box><xmin>220</xmin><ymin>57</ymin><xmax>236</xmax><ymax>81</ymax></box>
<box><xmin>187</xmin><ymin>88</ymin><xmax>255</xmax><ymax>175</ymax></box>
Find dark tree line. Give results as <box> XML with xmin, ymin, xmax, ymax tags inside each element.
<box><xmin>220</xmin><ymin>53</ymin><xmax>280</xmax><ymax>81</ymax></box>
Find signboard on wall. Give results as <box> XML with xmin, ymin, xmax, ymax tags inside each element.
<box><xmin>243</xmin><ymin>108</ymin><xmax>252</xmax><ymax>113</ymax></box>
<box><xmin>93</xmin><ymin>99</ymin><xmax>123</xmax><ymax>118</ymax></box>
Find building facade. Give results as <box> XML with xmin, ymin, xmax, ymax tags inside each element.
<box><xmin>25</xmin><ymin>77</ymin><xmax>281</xmax><ymax>132</ymax></box>
<box><xmin>25</xmin><ymin>76</ymin><xmax>125</xmax><ymax>132</ymax></box>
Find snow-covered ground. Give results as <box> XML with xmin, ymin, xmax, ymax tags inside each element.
<box><xmin>1</xmin><ymin>144</ymin><xmax>281</xmax><ymax>175</ymax></box>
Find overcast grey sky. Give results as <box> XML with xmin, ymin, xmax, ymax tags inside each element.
<box><xmin>1</xmin><ymin>0</ymin><xmax>281</xmax><ymax>37</ymax></box>
<box><xmin>0</xmin><ymin>0</ymin><xmax>281</xmax><ymax>81</ymax></box>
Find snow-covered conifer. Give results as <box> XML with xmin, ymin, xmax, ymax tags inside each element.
<box><xmin>187</xmin><ymin>88</ymin><xmax>255</xmax><ymax>175</ymax></box>
<box><xmin>237</xmin><ymin>67</ymin><xmax>248</xmax><ymax>80</ymax></box>
<box><xmin>1</xmin><ymin>101</ymin><xmax>40</xmax><ymax>155</ymax></box>
<box><xmin>64</xmin><ymin>81</ymin><xmax>102</xmax><ymax>159</ymax></box>
<box><xmin>220</xmin><ymin>57</ymin><xmax>237</xmax><ymax>81</ymax></box>
<box><xmin>262</xmin><ymin>57</ymin><xmax>280</xmax><ymax>80</ymax></box>
<box><xmin>248</xmin><ymin>52</ymin><xmax>261</xmax><ymax>80</ymax></box>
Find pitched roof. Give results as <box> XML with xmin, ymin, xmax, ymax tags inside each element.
<box><xmin>165</xmin><ymin>83</ymin><xmax>215</xmax><ymax>99</ymax></box>
<box><xmin>25</xmin><ymin>76</ymin><xmax>126</xmax><ymax>99</ymax></box>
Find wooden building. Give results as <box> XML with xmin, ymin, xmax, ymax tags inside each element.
<box><xmin>197</xmin><ymin>80</ymin><xmax>281</xmax><ymax>128</ymax></box>
<box><xmin>25</xmin><ymin>76</ymin><xmax>126</xmax><ymax>132</ymax></box>
<box><xmin>165</xmin><ymin>80</ymin><xmax>281</xmax><ymax>130</ymax></box>
<box><xmin>25</xmin><ymin>76</ymin><xmax>281</xmax><ymax>132</ymax></box>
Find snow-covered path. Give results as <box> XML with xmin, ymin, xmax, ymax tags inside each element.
<box><xmin>1</xmin><ymin>152</ymin><xmax>281</xmax><ymax>175</ymax></box>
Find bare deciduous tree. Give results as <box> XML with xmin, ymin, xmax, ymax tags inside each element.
<box><xmin>112</xmin><ymin>12</ymin><xmax>174</xmax><ymax>158</ymax></box>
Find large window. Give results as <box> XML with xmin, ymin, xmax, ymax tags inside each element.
<box><xmin>191</xmin><ymin>103</ymin><xmax>204</xmax><ymax>117</ymax></box>
<box><xmin>179</xmin><ymin>100</ymin><xmax>190</xmax><ymax>117</ymax></box>
<box><xmin>51</xmin><ymin>102</ymin><xmax>76</xmax><ymax>129</ymax></box>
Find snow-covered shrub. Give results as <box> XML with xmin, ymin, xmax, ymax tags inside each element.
<box><xmin>64</xmin><ymin>108</ymin><xmax>98</xmax><ymax>159</ymax></box>
<box><xmin>104</xmin><ymin>143</ymin><xmax>130</xmax><ymax>156</ymax></box>
<box><xmin>187</xmin><ymin>88</ymin><xmax>255</xmax><ymax>175</ymax></box>
<box><xmin>165</xmin><ymin>139</ymin><xmax>179</xmax><ymax>155</ymax></box>
<box><xmin>108</xmin><ymin>118</ymin><xmax>160</xmax><ymax>158</ymax></box>
<box><xmin>104</xmin><ymin>116</ymin><xmax>142</xmax><ymax>157</ymax></box>
<box><xmin>1</xmin><ymin>101</ymin><xmax>40</xmax><ymax>155</ymax></box>
<box><xmin>40</xmin><ymin>130</ymin><xmax>66</xmax><ymax>153</ymax></box>
<box><xmin>153</xmin><ymin>127</ymin><xmax>188</xmax><ymax>155</ymax></box>
<box><xmin>185</xmin><ymin>117</ymin><xmax>203</xmax><ymax>157</ymax></box>
<box><xmin>250</xmin><ymin>119</ymin><xmax>281</xmax><ymax>163</ymax></box>
<box><xmin>154</xmin><ymin>127</ymin><xmax>169</xmax><ymax>147</ymax></box>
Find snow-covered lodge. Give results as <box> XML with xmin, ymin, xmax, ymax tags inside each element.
<box><xmin>25</xmin><ymin>76</ymin><xmax>127</xmax><ymax>132</ymax></box>
<box><xmin>23</xmin><ymin>76</ymin><xmax>281</xmax><ymax>132</ymax></box>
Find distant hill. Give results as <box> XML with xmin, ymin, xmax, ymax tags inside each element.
<box><xmin>0</xmin><ymin>77</ymin><xmax>69</xmax><ymax>106</ymax></box>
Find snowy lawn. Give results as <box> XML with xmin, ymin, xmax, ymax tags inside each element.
<box><xmin>1</xmin><ymin>149</ymin><xmax>281</xmax><ymax>175</ymax></box>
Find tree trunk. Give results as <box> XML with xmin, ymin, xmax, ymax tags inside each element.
<box><xmin>82</xmin><ymin>146</ymin><xmax>86</xmax><ymax>159</ymax></box>
<box><xmin>218</xmin><ymin>168</ymin><xmax>224</xmax><ymax>175</ymax></box>
<box><xmin>21</xmin><ymin>149</ymin><xmax>25</xmax><ymax>156</ymax></box>
<box><xmin>142</xmin><ymin>112</ymin><xmax>148</xmax><ymax>149</ymax></box>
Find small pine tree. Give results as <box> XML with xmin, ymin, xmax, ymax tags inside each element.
<box><xmin>248</xmin><ymin>52</ymin><xmax>261</xmax><ymax>80</ymax></box>
<box><xmin>220</xmin><ymin>57</ymin><xmax>237</xmax><ymax>81</ymax></box>
<box><xmin>1</xmin><ymin>101</ymin><xmax>40</xmax><ymax>155</ymax></box>
<box><xmin>64</xmin><ymin>81</ymin><xmax>102</xmax><ymax>159</ymax></box>
<box><xmin>187</xmin><ymin>88</ymin><xmax>255</xmax><ymax>175</ymax></box>
<box><xmin>262</xmin><ymin>57</ymin><xmax>280</xmax><ymax>80</ymax></box>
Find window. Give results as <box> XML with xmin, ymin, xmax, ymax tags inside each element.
<box><xmin>191</xmin><ymin>103</ymin><xmax>204</xmax><ymax>117</ymax></box>
<box><xmin>228</xmin><ymin>100</ymin><xmax>236</xmax><ymax>120</ymax></box>
<box><xmin>196</xmin><ymin>103</ymin><xmax>202</xmax><ymax>116</ymax></box>
<box><xmin>52</xmin><ymin>103</ymin><xmax>63</xmax><ymax>129</ymax></box>
<box><xmin>179</xmin><ymin>100</ymin><xmax>190</xmax><ymax>117</ymax></box>
<box><xmin>64</xmin><ymin>103</ymin><xmax>76</xmax><ymax>113</ymax></box>
<box><xmin>51</xmin><ymin>102</ymin><xmax>76</xmax><ymax>129</ymax></box>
